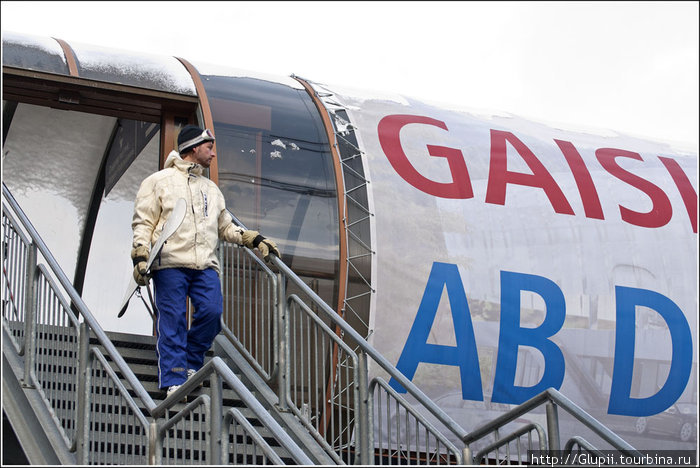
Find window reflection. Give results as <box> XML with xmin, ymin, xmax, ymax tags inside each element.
<box><xmin>201</xmin><ymin>75</ymin><xmax>340</xmax><ymax>306</ymax></box>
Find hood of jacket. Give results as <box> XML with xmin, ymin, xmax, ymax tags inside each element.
<box><xmin>164</xmin><ymin>150</ymin><xmax>204</xmax><ymax>176</ymax></box>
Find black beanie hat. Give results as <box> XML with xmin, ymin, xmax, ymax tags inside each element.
<box><xmin>177</xmin><ymin>125</ymin><xmax>215</xmax><ymax>154</ymax></box>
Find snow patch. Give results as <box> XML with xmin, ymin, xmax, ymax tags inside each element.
<box><xmin>271</xmin><ymin>139</ymin><xmax>287</xmax><ymax>149</ymax></box>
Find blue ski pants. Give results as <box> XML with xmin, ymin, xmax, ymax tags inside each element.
<box><xmin>152</xmin><ymin>267</ymin><xmax>222</xmax><ymax>389</ymax></box>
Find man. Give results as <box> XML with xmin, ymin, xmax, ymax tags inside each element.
<box><xmin>130</xmin><ymin>124</ymin><xmax>279</xmax><ymax>398</ymax></box>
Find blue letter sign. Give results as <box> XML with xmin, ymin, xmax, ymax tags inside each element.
<box><xmin>390</xmin><ymin>262</ymin><xmax>483</xmax><ymax>400</ymax></box>
<box><xmin>608</xmin><ymin>286</ymin><xmax>692</xmax><ymax>416</ymax></box>
<box><xmin>491</xmin><ymin>271</ymin><xmax>566</xmax><ymax>404</ymax></box>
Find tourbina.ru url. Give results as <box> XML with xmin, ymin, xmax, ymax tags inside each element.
<box><xmin>528</xmin><ymin>450</ymin><xmax>696</xmax><ymax>466</ymax></box>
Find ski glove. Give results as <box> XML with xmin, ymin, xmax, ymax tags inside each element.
<box><xmin>257</xmin><ymin>238</ymin><xmax>280</xmax><ymax>262</ymax></box>
<box><xmin>131</xmin><ymin>244</ymin><xmax>150</xmax><ymax>286</ymax></box>
<box><xmin>241</xmin><ymin>230</ymin><xmax>260</xmax><ymax>249</ymax></box>
<box><xmin>241</xmin><ymin>230</ymin><xmax>280</xmax><ymax>262</ymax></box>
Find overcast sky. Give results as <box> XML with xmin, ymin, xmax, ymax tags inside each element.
<box><xmin>2</xmin><ymin>1</ymin><xmax>698</xmax><ymax>149</ymax></box>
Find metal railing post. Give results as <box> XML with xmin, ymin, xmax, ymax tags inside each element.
<box><xmin>209</xmin><ymin>372</ymin><xmax>223</xmax><ymax>465</ymax></box>
<box><xmin>149</xmin><ymin>420</ymin><xmax>161</xmax><ymax>465</ymax></box>
<box><xmin>462</xmin><ymin>446</ymin><xmax>473</xmax><ymax>465</ymax></box>
<box><xmin>356</xmin><ymin>352</ymin><xmax>371</xmax><ymax>465</ymax></box>
<box><xmin>546</xmin><ymin>400</ymin><xmax>561</xmax><ymax>453</ymax></box>
<box><xmin>21</xmin><ymin>241</ymin><xmax>37</xmax><ymax>387</ymax></box>
<box><xmin>366</xmin><ymin>371</ymin><xmax>375</xmax><ymax>466</ymax></box>
<box><xmin>74</xmin><ymin>321</ymin><xmax>90</xmax><ymax>461</ymax></box>
<box><xmin>276</xmin><ymin>271</ymin><xmax>289</xmax><ymax>411</ymax></box>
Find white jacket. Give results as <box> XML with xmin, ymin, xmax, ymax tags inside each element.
<box><xmin>132</xmin><ymin>151</ymin><xmax>246</xmax><ymax>273</ymax></box>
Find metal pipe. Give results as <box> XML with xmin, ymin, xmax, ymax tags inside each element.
<box><xmin>356</xmin><ymin>352</ymin><xmax>371</xmax><ymax>465</ymax></box>
<box><xmin>223</xmin><ymin>409</ymin><xmax>284</xmax><ymax>464</ymax></box>
<box><xmin>209</xmin><ymin>372</ymin><xmax>223</xmax><ymax>465</ymax></box>
<box><xmin>74</xmin><ymin>321</ymin><xmax>90</xmax><ymax>462</ymax></box>
<box><xmin>462</xmin><ymin>446</ymin><xmax>472</xmax><ymax>465</ymax></box>
<box><xmin>150</xmin><ymin>420</ymin><xmax>160</xmax><ymax>465</ymax></box>
<box><xmin>276</xmin><ymin>270</ymin><xmax>288</xmax><ymax>411</ymax></box>
<box><xmin>21</xmin><ymin>241</ymin><xmax>36</xmax><ymax>387</ymax></box>
<box><xmin>546</xmin><ymin>401</ymin><xmax>560</xmax><ymax>453</ymax></box>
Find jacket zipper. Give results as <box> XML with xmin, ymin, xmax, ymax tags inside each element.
<box><xmin>187</xmin><ymin>165</ymin><xmax>199</xmax><ymax>267</ymax></box>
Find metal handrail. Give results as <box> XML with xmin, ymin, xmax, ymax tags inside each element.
<box><xmin>85</xmin><ymin>347</ymin><xmax>151</xmax><ymax>464</ymax></box>
<box><xmin>155</xmin><ymin>394</ymin><xmax>211</xmax><ymax>464</ymax></box>
<box><xmin>283</xmin><ymin>294</ymin><xmax>362</xmax><ymax>464</ymax></box>
<box><xmin>227</xmin><ymin>209</ymin><xmax>470</xmax><ymax>458</ymax></box>
<box><xmin>218</xmin><ymin>241</ymin><xmax>279</xmax><ymax>381</ymax></box>
<box><xmin>223</xmin><ymin>408</ymin><xmax>285</xmax><ymax>465</ymax></box>
<box><xmin>369</xmin><ymin>377</ymin><xmax>462</xmax><ymax>464</ymax></box>
<box><xmin>472</xmin><ymin>423</ymin><xmax>547</xmax><ymax>465</ymax></box>
<box><xmin>463</xmin><ymin>388</ymin><xmax>641</xmax><ymax>458</ymax></box>
<box><xmin>564</xmin><ymin>436</ymin><xmax>606</xmax><ymax>456</ymax></box>
<box><xmin>2</xmin><ymin>192</ymin><xmax>151</xmax><ymax>461</ymax></box>
<box><xmin>270</xmin><ymin>256</ymin><xmax>461</xmax><ymax>440</ymax></box>
<box><xmin>2</xmin><ymin>204</ymin><xmax>31</xmax><ymax>352</ymax></box>
<box><xmin>151</xmin><ymin>355</ymin><xmax>313</xmax><ymax>464</ymax></box>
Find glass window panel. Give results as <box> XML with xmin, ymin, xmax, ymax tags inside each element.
<box><xmin>104</xmin><ymin>119</ymin><xmax>160</xmax><ymax>195</ymax></box>
<box><xmin>200</xmin><ymin>74</ymin><xmax>340</xmax><ymax>306</ymax></box>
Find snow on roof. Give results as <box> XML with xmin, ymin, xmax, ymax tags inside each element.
<box><xmin>191</xmin><ymin>60</ymin><xmax>305</xmax><ymax>90</ymax></box>
<box><xmin>3</xmin><ymin>30</ymin><xmax>65</xmax><ymax>57</ymax></box>
<box><xmin>2</xmin><ymin>30</ymin><xmax>68</xmax><ymax>71</ymax></box>
<box><xmin>311</xmin><ymin>80</ymin><xmax>410</xmax><ymax>107</ymax></box>
<box><xmin>68</xmin><ymin>40</ymin><xmax>196</xmax><ymax>95</ymax></box>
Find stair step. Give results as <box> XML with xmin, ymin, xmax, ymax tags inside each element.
<box><xmin>81</xmin><ymin>332</ymin><xmax>301</xmax><ymax>464</ymax></box>
<box><xmin>85</xmin><ymin>408</ymin><xmax>295</xmax><ymax>463</ymax></box>
<box><xmin>6</xmin><ymin>322</ymin><xmax>315</xmax><ymax>465</ymax></box>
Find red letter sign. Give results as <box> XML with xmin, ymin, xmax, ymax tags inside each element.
<box><xmin>658</xmin><ymin>156</ymin><xmax>698</xmax><ymax>233</ymax></box>
<box><xmin>378</xmin><ymin>115</ymin><xmax>473</xmax><ymax>199</ymax></box>
<box><xmin>556</xmin><ymin>139</ymin><xmax>605</xmax><ymax>220</ymax></box>
<box><xmin>596</xmin><ymin>148</ymin><xmax>672</xmax><ymax>228</ymax></box>
<box><xmin>486</xmin><ymin>130</ymin><xmax>575</xmax><ymax>215</ymax></box>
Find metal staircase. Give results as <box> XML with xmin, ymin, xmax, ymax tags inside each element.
<box><xmin>2</xmin><ymin>183</ymin><xmax>319</xmax><ymax>465</ymax></box>
<box><xmin>3</xmin><ymin>181</ymin><xmax>642</xmax><ymax>465</ymax></box>
<box><xmin>3</xmin><ymin>320</ymin><xmax>323</xmax><ymax>465</ymax></box>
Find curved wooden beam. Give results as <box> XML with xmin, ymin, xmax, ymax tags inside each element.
<box><xmin>52</xmin><ymin>37</ymin><xmax>79</xmax><ymax>77</ymax></box>
<box><xmin>293</xmin><ymin>76</ymin><xmax>349</xmax><ymax>319</ymax></box>
<box><xmin>175</xmin><ymin>56</ymin><xmax>219</xmax><ymax>184</ymax></box>
<box><xmin>294</xmin><ymin>76</ymin><xmax>352</xmax><ymax>440</ymax></box>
